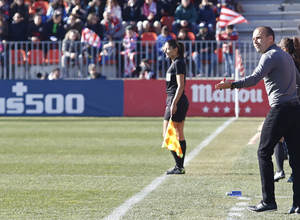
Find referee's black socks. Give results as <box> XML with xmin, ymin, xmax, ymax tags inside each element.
<box><xmin>171</xmin><ymin>140</ymin><xmax>186</xmax><ymax>168</ymax></box>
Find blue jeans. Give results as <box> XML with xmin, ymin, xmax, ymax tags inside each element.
<box><xmin>223</xmin><ymin>53</ymin><xmax>234</xmax><ymax>76</ymax></box>
<box><xmin>192</xmin><ymin>52</ymin><xmax>217</xmax><ymax>77</ymax></box>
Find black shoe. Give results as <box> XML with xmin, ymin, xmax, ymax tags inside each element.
<box><xmin>288</xmin><ymin>206</ymin><xmax>300</xmax><ymax>214</ymax></box>
<box><xmin>274</xmin><ymin>170</ymin><xmax>285</xmax><ymax>182</ymax></box>
<box><xmin>287</xmin><ymin>174</ymin><xmax>293</xmax><ymax>183</ymax></box>
<box><xmin>165</xmin><ymin>166</ymin><xmax>185</xmax><ymax>175</ymax></box>
<box><xmin>247</xmin><ymin>201</ymin><xmax>277</xmax><ymax>212</ymax></box>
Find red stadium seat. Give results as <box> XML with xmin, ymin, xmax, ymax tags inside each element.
<box><xmin>46</xmin><ymin>49</ymin><xmax>63</xmax><ymax>65</ymax></box>
<box><xmin>140</xmin><ymin>32</ymin><xmax>157</xmax><ymax>47</ymax></box>
<box><xmin>27</xmin><ymin>49</ymin><xmax>45</xmax><ymax>65</ymax></box>
<box><xmin>160</xmin><ymin>16</ymin><xmax>175</xmax><ymax>31</ymax></box>
<box><xmin>187</xmin><ymin>32</ymin><xmax>195</xmax><ymax>43</ymax></box>
<box><xmin>169</xmin><ymin>32</ymin><xmax>176</xmax><ymax>39</ymax></box>
<box><xmin>11</xmin><ymin>49</ymin><xmax>26</xmax><ymax>65</ymax></box>
<box><xmin>31</xmin><ymin>1</ymin><xmax>49</xmax><ymax>15</ymax></box>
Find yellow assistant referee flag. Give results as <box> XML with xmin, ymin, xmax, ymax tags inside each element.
<box><xmin>162</xmin><ymin>119</ymin><xmax>183</xmax><ymax>158</ymax></box>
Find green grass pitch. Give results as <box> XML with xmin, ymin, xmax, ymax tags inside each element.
<box><xmin>0</xmin><ymin>117</ymin><xmax>297</xmax><ymax>219</ymax></box>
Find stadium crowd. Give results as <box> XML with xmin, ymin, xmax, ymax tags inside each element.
<box><xmin>0</xmin><ymin>0</ymin><xmax>242</xmax><ymax>79</ymax></box>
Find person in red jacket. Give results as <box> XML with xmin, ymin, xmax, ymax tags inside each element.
<box><xmin>216</xmin><ymin>24</ymin><xmax>238</xmax><ymax>77</ymax></box>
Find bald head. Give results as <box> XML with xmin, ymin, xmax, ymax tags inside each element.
<box><xmin>252</xmin><ymin>26</ymin><xmax>275</xmax><ymax>54</ymax></box>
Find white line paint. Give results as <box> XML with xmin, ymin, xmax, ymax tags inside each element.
<box><xmin>104</xmin><ymin>117</ymin><xmax>237</xmax><ymax>220</ymax></box>
<box><xmin>227</xmin><ymin>197</ymin><xmax>249</xmax><ymax>220</ymax></box>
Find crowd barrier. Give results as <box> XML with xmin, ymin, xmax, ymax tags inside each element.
<box><xmin>0</xmin><ymin>40</ymin><xmax>260</xmax><ymax>80</ymax></box>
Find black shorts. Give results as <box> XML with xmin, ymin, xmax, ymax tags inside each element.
<box><xmin>164</xmin><ymin>94</ymin><xmax>189</xmax><ymax>122</ymax></box>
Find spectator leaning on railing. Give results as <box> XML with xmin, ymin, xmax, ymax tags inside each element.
<box><xmin>45</xmin><ymin>10</ymin><xmax>66</xmax><ymax>42</ymax></box>
<box><xmin>61</xmin><ymin>29</ymin><xmax>83</xmax><ymax>77</ymax></box>
<box><xmin>27</xmin><ymin>13</ymin><xmax>47</xmax><ymax>43</ymax></box>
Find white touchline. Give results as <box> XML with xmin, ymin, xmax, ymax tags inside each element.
<box><xmin>104</xmin><ymin>117</ymin><xmax>237</xmax><ymax>220</ymax></box>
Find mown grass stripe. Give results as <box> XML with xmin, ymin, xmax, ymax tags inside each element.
<box><xmin>104</xmin><ymin>117</ymin><xmax>236</xmax><ymax>220</ymax></box>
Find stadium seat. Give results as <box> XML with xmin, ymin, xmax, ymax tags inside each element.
<box><xmin>160</xmin><ymin>16</ymin><xmax>175</xmax><ymax>31</ymax></box>
<box><xmin>187</xmin><ymin>32</ymin><xmax>195</xmax><ymax>44</ymax></box>
<box><xmin>31</xmin><ymin>1</ymin><xmax>49</xmax><ymax>15</ymax></box>
<box><xmin>169</xmin><ymin>32</ymin><xmax>176</xmax><ymax>39</ymax></box>
<box><xmin>27</xmin><ymin>49</ymin><xmax>45</xmax><ymax>65</ymax></box>
<box><xmin>11</xmin><ymin>49</ymin><xmax>27</xmax><ymax>79</ymax></box>
<box><xmin>46</xmin><ymin>49</ymin><xmax>63</xmax><ymax>65</ymax></box>
<box><xmin>140</xmin><ymin>32</ymin><xmax>157</xmax><ymax>47</ymax></box>
<box><xmin>11</xmin><ymin>49</ymin><xmax>26</xmax><ymax>65</ymax></box>
<box><xmin>140</xmin><ymin>32</ymin><xmax>157</xmax><ymax>63</ymax></box>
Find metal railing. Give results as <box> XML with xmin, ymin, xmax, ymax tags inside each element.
<box><xmin>0</xmin><ymin>40</ymin><xmax>261</xmax><ymax>80</ymax></box>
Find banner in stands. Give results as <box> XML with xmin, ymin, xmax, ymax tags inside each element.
<box><xmin>124</xmin><ymin>79</ymin><xmax>269</xmax><ymax>117</ymax></box>
<box><xmin>0</xmin><ymin>79</ymin><xmax>269</xmax><ymax>117</ymax></box>
<box><xmin>0</xmin><ymin>80</ymin><xmax>124</xmax><ymax>116</ymax></box>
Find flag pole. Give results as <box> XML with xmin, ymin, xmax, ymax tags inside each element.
<box><xmin>235</xmin><ymin>49</ymin><xmax>239</xmax><ymax>118</ymax></box>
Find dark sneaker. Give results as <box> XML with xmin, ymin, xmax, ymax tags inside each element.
<box><xmin>165</xmin><ymin>166</ymin><xmax>185</xmax><ymax>175</ymax></box>
<box><xmin>274</xmin><ymin>170</ymin><xmax>285</xmax><ymax>182</ymax></box>
<box><xmin>247</xmin><ymin>201</ymin><xmax>277</xmax><ymax>212</ymax></box>
<box><xmin>288</xmin><ymin>206</ymin><xmax>300</xmax><ymax>214</ymax></box>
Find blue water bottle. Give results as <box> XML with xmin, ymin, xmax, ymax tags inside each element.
<box><xmin>226</xmin><ymin>191</ymin><xmax>242</xmax><ymax>196</ymax></box>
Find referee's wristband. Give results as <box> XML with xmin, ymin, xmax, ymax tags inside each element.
<box><xmin>231</xmin><ymin>82</ymin><xmax>236</xmax><ymax>90</ymax></box>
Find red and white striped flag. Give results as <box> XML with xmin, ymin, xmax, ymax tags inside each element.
<box><xmin>218</xmin><ymin>6</ymin><xmax>249</xmax><ymax>28</ymax></box>
<box><xmin>81</xmin><ymin>28</ymin><xmax>102</xmax><ymax>49</ymax></box>
<box><xmin>235</xmin><ymin>49</ymin><xmax>245</xmax><ymax>76</ymax></box>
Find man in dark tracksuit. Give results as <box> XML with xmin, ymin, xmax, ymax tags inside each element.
<box><xmin>215</xmin><ymin>26</ymin><xmax>300</xmax><ymax>214</ymax></box>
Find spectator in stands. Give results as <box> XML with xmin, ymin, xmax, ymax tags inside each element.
<box><xmin>216</xmin><ymin>24</ymin><xmax>238</xmax><ymax>77</ymax></box>
<box><xmin>84</xmin><ymin>12</ymin><xmax>103</xmax><ymax>39</ymax></box>
<box><xmin>104</xmin><ymin>0</ymin><xmax>122</xmax><ymax>21</ymax></box>
<box><xmin>176</xmin><ymin>28</ymin><xmax>192</xmax><ymax>72</ymax></box>
<box><xmin>64</xmin><ymin>13</ymin><xmax>83</xmax><ymax>33</ymax></box>
<box><xmin>0</xmin><ymin>25</ymin><xmax>6</xmax><ymax>68</ymax></box>
<box><xmin>137</xmin><ymin>0</ymin><xmax>162</xmax><ymax>36</ymax></box>
<box><xmin>61</xmin><ymin>29</ymin><xmax>83</xmax><ymax>77</ymax></box>
<box><xmin>0</xmin><ymin>0</ymin><xmax>10</xmax><ymax>21</ymax></box>
<box><xmin>9</xmin><ymin>12</ymin><xmax>27</xmax><ymax>41</ymax></box>
<box><xmin>87</xmin><ymin>0</ymin><xmax>105</xmax><ymax>21</ymax></box>
<box><xmin>45</xmin><ymin>10</ymin><xmax>66</xmax><ymax>42</ymax></box>
<box><xmin>34</xmin><ymin>6</ymin><xmax>47</xmax><ymax>24</ymax></box>
<box><xmin>66</xmin><ymin>0</ymin><xmax>87</xmax><ymax>23</ymax></box>
<box><xmin>156</xmin><ymin>25</ymin><xmax>172</xmax><ymax>77</ymax></box>
<box><xmin>100</xmin><ymin>36</ymin><xmax>115</xmax><ymax>64</ymax></box>
<box><xmin>0</xmin><ymin>11</ymin><xmax>9</xmax><ymax>40</ymax></box>
<box><xmin>138</xmin><ymin>58</ymin><xmax>156</xmax><ymax>79</ymax></box>
<box><xmin>172</xmin><ymin>0</ymin><xmax>198</xmax><ymax>36</ymax></box>
<box><xmin>81</xmin><ymin>27</ymin><xmax>102</xmax><ymax>68</ymax></box>
<box><xmin>27</xmin><ymin>14</ymin><xmax>47</xmax><ymax>43</ymax></box>
<box><xmin>48</xmin><ymin>67</ymin><xmax>62</xmax><ymax>80</ymax></box>
<box><xmin>87</xmin><ymin>63</ymin><xmax>106</xmax><ymax>79</ymax></box>
<box><xmin>160</xmin><ymin>0</ymin><xmax>180</xmax><ymax>16</ymax></box>
<box><xmin>122</xmin><ymin>0</ymin><xmax>141</xmax><ymax>30</ymax></box>
<box><xmin>217</xmin><ymin>0</ymin><xmax>235</xmax><ymax>11</ymax></box>
<box><xmin>46</xmin><ymin>0</ymin><xmax>68</xmax><ymax>22</ymax></box>
<box><xmin>121</xmin><ymin>25</ymin><xmax>139</xmax><ymax>77</ymax></box>
<box><xmin>9</xmin><ymin>0</ymin><xmax>29</xmax><ymax>24</ymax></box>
<box><xmin>197</xmin><ymin>0</ymin><xmax>216</xmax><ymax>34</ymax></box>
<box><xmin>192</xmin><ymin>22</ymin><xmax>217</xmax><ymax>77</ymax></box>
<box><xmin>100</xmin><ymin>10</ymin><xmax>124</xmax><ymax>41</ymax></box>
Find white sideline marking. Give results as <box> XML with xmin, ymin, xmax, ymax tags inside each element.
<box><xmin>104</xmin><ymin>117</ymin><xmax>237</xmax><ymax>220</ymax></box>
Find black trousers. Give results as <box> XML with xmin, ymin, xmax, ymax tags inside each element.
<box><xmin>258</xmin><ymin>104</ymin><xmax>300</xmax><ymax>207</ymax></box>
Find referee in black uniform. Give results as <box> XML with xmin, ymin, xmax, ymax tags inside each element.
<box><xmin>163</xmin><ymin>39</ymin><xmax>189</xmax><ymax>175</ymax></box>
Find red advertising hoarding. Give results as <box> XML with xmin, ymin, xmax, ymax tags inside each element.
<box><xmin>124</xmin><ymin>79</ymin><xmax>270</xmax><ymax>117</ymax></box>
